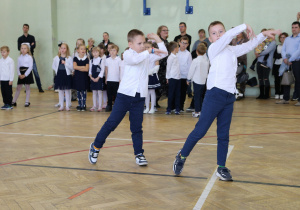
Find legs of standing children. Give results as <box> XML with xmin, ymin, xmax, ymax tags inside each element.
<box><xmin>13</xmin><ymin>84</ymin><xmax>23</xmax><ymax>104</ymax></box>
<box><xmin>32</xmin><ymin>57</ymin><xmax>43</xmax><ymax>92</ymax></box>
<box><xmin>180</xmin><ymin>79</ymin><xmax>187</xmax><ymax>111</ymax></box>
<box><xmin>92</xmin><ymin>90</ymin><xmax>97</xmax><ymax>110</ymax></box>
<box><xmin>1</xmin><ymin>81</ymin><xmax>13</xmax><ymax>107</ymax></box>
<box><xmin>149</xmin><ymin>89</ymin><xmax>156</xmax><ymax>113</ymax></box>
<box><xmin>174</xmin><ymin>88</ymin><xmax>235</xmax><ymax>175</ymax></box>
<box><xmin>144</xmin><ymin>90</ymin><xmax>150</xmax><ymax>113</ymax></box>
<box><xmin>106</xmin><ymin>82</ymin><xmax>119</xmax><ymax>111</ymax></box>
<box><xmin>58</xmin><ymin>90</ymin><xmax>64</xmax><ymax>111</ymax></box>
<box><xmin>77</xmin><ymin>90</ymin><xmax>86</xmax><ymax>110</ymax></box>
<box><xmin>65</xmin><ymin>90</ymin><xmax>70</xmax><ymax>110</ymax></box>
<box><xmin>102</xmin><ymin>90</ymin><xmax>107</xmax><ymax>108</ymax></box>
<box><xmin>166</xmin><ymin>79</ymin><xmax>180</xmax><ymax>114</ymax></box>
<box><xmin>97</xmin><ymin>91</ymin><xmax>102</xmax><ymax>111</ymax></box>
<box><xmin>193</xmin><ymin>82</ymin><xmax>205</xmax><ymax>117</ymax></box>
<box><xmin>257</xmin><ymin>63</ymin><xmax>270</xmax><ymax>99</ymax></box>
<box><xmin>25</xmin><ymin>85</ymin><xmax>30</xmax><ymax>103</ymax></box>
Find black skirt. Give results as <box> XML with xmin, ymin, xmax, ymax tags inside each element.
<box><xmin>148</xmin><ymin>73</ymin><xmax>161</xmax><ymax>89</ymax></box>
<box><xmin>55</xmin><ymin>70</ymin><xmax>72</xmax><ymax>90</ymax></box>
<box><xmin>17</xmin><ymin>66</ymin><xmax>34</xmax><ymax>85</ymax></box>
<box><xmin>73</xmin><ymin>70</ymin><xmax>89</xmax><ymax>91</ymax></box>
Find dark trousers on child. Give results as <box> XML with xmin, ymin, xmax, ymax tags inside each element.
<box><xmin>180</xmin><ymin>79</ymin><xmax>188</xmax><ymax>110</ymax></box>
<box><xmin>1</xmin><ymin>81</ymin><xmax>13</xmax><ymax>106</ymax></box>
<box><xmin>180</xmin><ymin>87</ymin><xmax>236</xmax><ymax>166</ymax></box>
<box><xmin>282</xmin><ymin>61</ymin><xmax>300</xmax><ymax>102</ymax></box>
<box><xmin>107</xmin><ymin>81</ymin><xmax>119</xmax><ymax>107</ymax></box>
<box><xmin>193</xmin><ymin>82</ymin><xmax>205</xmax><ymax>113</ymax></box>
<box><xmin>273</xmin><ymin>64</ymin><xmax>283</xmax><ymax>95</ymax></box>
<box><xmin>94</xmin><ymin>93</ymin><xmax>145</xmax><ymax>155</ymax></box>
<box><xmin>167</xmin><ymin>78</ymin><xmax>181</xmax><ymax>112</ymax></box>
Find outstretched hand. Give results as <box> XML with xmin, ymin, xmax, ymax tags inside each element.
<box><xmin>245</xmin><ymin>24</ymin><xmax>256</xmax><ymax>40</ymax></box>
<box><xmin>147</xmin><ymin>33</ymin><xmax>162</xmax><ymax>43</ymax></box>
<box><xmin>297</xmin><ymin>12</ymin><xmax>300</xmax><ymax>21</ymax></box>
<box><xmin>262</xmin><ymin>29</ymin><xmax>282</xmax><ymax>40</ymax></box>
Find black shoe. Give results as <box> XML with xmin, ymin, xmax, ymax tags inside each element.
<box><xmin>216</xmin><ymin>167</ymin><xmax>233</xmax><ymax>181</ymax></box>
<box><xmin>250</xmin><ymin>64</ymin><xmax>255</xmax><ymax>71</ymax></box>
<box><xmin>156</xmin><ymin>103</ymin><xmax>161</xmax><ymax>108</ymax></box>
<box><xmin>77</xmin><ymin>106</ymin><xmax>81</xmax><ymax>111</ymax></box>
<box><xmin>188</xmin><ymin>93</ymin><xmax>193</xmax><ymax>98</ymax></box>
<box><xmin>39</xmin><ymin>89</ymin><xmax>44</xmax><ymax>93</ymax></box>
<box><xmin>81</xmin><ymin>105</ymin><xmax>86</xmax><ymax>111</ymax></box>
<box><xmin>12</xmin><ymin>102</ymin><xmax>17</xmax><ymax>107</ymax></box>
<box><xmin>105</xmin><ymin>106</ymin><xmax>112</xmax><ymax>112</ymax></box>
<box><xmin>71</xmin><ymin>98</ymin><xmax>77</xmax><ymax>101</ymax></box>
<box><xmin>256</xmin><ymin>85</ymin><xmax>264</xmax><ymax>99</ymax></box>
<box><xmin>173</xmin><ymin>150</ymin><xmax>186</xmax><ymax>175</ymax></box>
<box><xmin>24</xmin><ymin>102</ymin><xmax>30</xmax><ymax>107</ymax></box>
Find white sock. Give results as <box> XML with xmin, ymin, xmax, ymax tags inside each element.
<box><xmin>13</xmin><ymin>84</ymin><xmax>23</xmax><ymax>103</ymax></box>
<box><xmin>58</xmin><ymin>90</ymin><xmax>64</xmax><ymax>108</ymax></box>
<box><xmin>93</xmin><ymin>91</ymin><xmax>97</xmax><ymax>108</ymax></box>
<box><xmin>102</xmin><ymin>90</ymin><xmax>107</xmax><ymax>107</ymax></box>
<box><xmin>97</xmin><ymin>91</ymin><xmax>103</xmax><ymax>109</ymax></box>
<box><xmin>65</xmin><ymin>89</ymin><xmax>70</xmax><ymax>108</ymax></box>
<box><xmin>149</xmin><ymin>89</ymin><xmax>156</xmax><ymax>110</ymax></box>
<box><xmin>145</xmin><ymin>90</ymin><xmax>150</xmax><ymax>110</ymax></box>
<box><xmin>25</xmin><ymin>85</ymin><xmax>30</xmax><ymax>103</ymax></box>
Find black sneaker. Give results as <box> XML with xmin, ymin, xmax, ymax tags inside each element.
<box><xmin>77</xmin><ymin>106</ymin><xmax>81</xmax><ymax>111</ymax></box>
<box><xmin>105</xmin><ymin>105</ymin><xmax>112</xmax><ymax>112</ymax></box>
<box><xmin>88</xmin><ymin>143</ymin><xmax>100</xmax><ymax>164</ymax></box>
<box><xmin>135</xmin><ymin>153</ymin><xmax>148</xmax><ymax>166</ymax></box>
<box><xmin>24</xmin><ymin>102</ymin><xmax>30</xmax><ymax>107</ymax></box>
<box><xmin>39</xmin><ymin>89</ymin><xmax>44</xmax><ymax>93</ymax></box>
<box><xmin>81</xmin><ymin>105</ymin><xmax>86</xmax><ymax>111</ymax></box>
<box><xmin>12</xmin><ymin>102</ymin><xmax>17</xmax><ymax>107</ymax></box>
<box><xmin>173</xmin><ymin>150</ymin><xmax>186</xmax><ymax>175</ymax></box>
<box><xmin>216</xmin><ymin>167</ymin><xmax>233</xmax><ymax>181</ymax></box>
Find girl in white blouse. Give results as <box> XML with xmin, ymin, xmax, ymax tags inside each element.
<box><xmin>12</xmin><ymin>43</ymin><xmax>34</xmax><ymax>107</ymax></box>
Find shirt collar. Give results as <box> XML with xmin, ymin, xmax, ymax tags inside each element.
<box><xmin>76</xmin><ymin>55</ymin><xmax>87</xmax><ymax>60</ymax></box>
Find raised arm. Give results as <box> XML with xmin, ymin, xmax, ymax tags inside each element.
<box><xmin>259</xmin><ymin>41</ymin><xmax>276</xmax><ymax>56</ymax></box>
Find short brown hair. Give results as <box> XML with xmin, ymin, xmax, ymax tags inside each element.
<box><xmin>179</xmin><ymin>22</ymin><xmax>186</xmax><ymax>27</ymax></box>
<box><xmin>208</xmin><ymin>21</ymin><xmax>225</xmax><ymax>34</ymax></box>
<box><xmin>198</xmin><ymin>29</ymin><xmax>205</xmax><ymax>34</ymax></box>
<box><xmin>279</xmin><ymin>32</ymin><xmax>289</xmax><ymax>42</ymax></box>
<box><xmin>168</xmin><ymin>41</ymin><xmax>179</xmax><ymax>53</ymax></box>
<box><xmin>179</xmin><ymin>36</ymin><xmax>189</xmax><ymax>43</ymax></box>
<box><xmin>0</xmin><ymin>46</ymin><xmax>10</xmax><ymax>52</ymax></box>
<box><xmin>196</xmin><ymin>43</ymin><xmax>207</xmax><ymax>55</ymax></box>
<box><xmin>127</xmin><ymin>29</ymin><xmax>144</xmax><ymax>42</ymax></box>
<box><xmin>110</xmin><ymin>44</ymin><xmax>119</xmax><ymax>53</ymax></box>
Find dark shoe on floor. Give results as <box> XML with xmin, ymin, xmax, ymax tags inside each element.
<box><xmin>188</xmin><ymin>93</ymin><xmax>193</xmax><ymax>98</ymax></box>
<box><xmin>24</xmin><ymin>102</ymin><xmax>30</xmax><ymax>107</ymax></box>
<box><xmin>105</xmin><ymin>106</ymin><xmax>112</xmax><ymax>112</ymax></box>
<box><xmin>173</xmin><ymin>150</ymin><xmax>186</xmax><ymax>175</ymax></box>
<box><xmin>12</xmin><ymin>102</ymin><xmax>17</xmax><ymax>107</ymax></box>
<box><xmin>156</xmin><ymin>104</ymin><xmax>161</xmax><ymax>108</ymax></box>
<box><xmin>39</xmin><ymin>89</ymin><xmax>44</xmax><ymax>93</ymax></box>
<box><xmin>77</xmin><ymin>106</ymin><xmax>81</xmax><ymax>111</ymax></box>
<box><xmin>81</xmin><ymin>105</ymin><xmax>86</xmax><ymax>111</ymax></box>
<box><xmin>216</xmin><ymin>167</ymin><xmax>233</xmax><ymax>181</ymax></box>
<box><xmin>88</xmin><ymin>143</ymin><xmax>100</xmax><ymax>164</ymax></box>
<box><xmin>1</xmin><ymin>105</ymin><xmax>7</xmax><ymax>110</ymax></box>
<box><xmin>135</xmin><ymin>153</ymin><xmax>148</xmax><ymax>166</ymax></box>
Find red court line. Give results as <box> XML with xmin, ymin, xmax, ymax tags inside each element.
<box><xmin>2</xmin><ymin>132</ymin><xmax>299</xmax><ymax>167</ymax></box>
<box><xmin>68</xmin><ymin>187</ymin><xmax>94</xmax><ymax>200</ymax></box>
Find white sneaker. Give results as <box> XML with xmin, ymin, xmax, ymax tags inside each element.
<box><xmin>143</xmin><ymin>108</ymin><xmax>149</xmax><ymax>114</ymax></box>
<box><xmin>192</xmin><ymin>112</ymin><xmax>200</xmax><ymax>118</ymax></box>
<box><xmin>280</xmin><ymin>95</ymin><xmax>283</xmax><ymax>100</ymax></box>
<box><xmin>135</xmin><ymin>153</ymin><xmax>148</xmax><ymax>166</ymax></box>
<box><xmin>275</xmin><ymin>95</ymin><xmax>279</xmax><ymax>99</ymax></box>
<box><xmin>54</xmin><ymin>103</ymin><xmax>60</xmax><ymax>107</ymax></box>
<box><xmin>148</xmin><ymin>109</ymin><xmax>155</xmax><ymax>114</ymax></box>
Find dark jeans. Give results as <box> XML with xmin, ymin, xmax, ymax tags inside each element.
<box><xmin>0</xmin><ymin>81</ymin><xmax>13</xmax><ymax>105</ymax></box>
<box><xmin>167</xmin><ymin>79</ymin><xmax>181</xmax><ymax>112</ymax></box>
<box><xmin>282</xmin><ymin>61</ymin><xmax>300</xmax><ymax>101</ymax></box>
<box><xmin>257</xmin><ymin>63</ymin><xmax>270</xmax><ymax>86</ymax></box>
<box><xmin>94</xmin><ymin>93</ymin><xmax>145</xmax><ymax>155</ymax></box>
<box><xmin>32</xmin><ymin>57</ymin><xmax>42</xmax><ymax>90</ymax></box>
<box><xmin>107</xmin><ymin>81</ymin><xmax>119</xmax><ymax>106</ymax></box>
<box><xmin>180</xmin><ymin>79</ymin><xmax>188</xmax><ymax>110</ymax></box>
<box><xmin>181</xmin><ymin>88</ymin><xmax>236</xmax><ymax>166</ymax></box>
<box><xmin>273</xmin><ymin>64</ymin><xmax>283</xmax><ymax>95</ymax></box>
<box><xmin>193</xmin><ymin>82</ymin><xmax>205</xmax><ymax>112</ymax></box>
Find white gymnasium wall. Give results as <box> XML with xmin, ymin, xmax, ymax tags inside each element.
<box><xmin>1</xmin><ymin>0</ymin><xmax>299</xmax><ymax>95</ymax></box>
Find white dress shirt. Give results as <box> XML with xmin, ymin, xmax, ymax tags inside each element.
<box><xmin>52</xmin><ymin>56</ymin><xmax>74</xmax><ymax>75</ymax></box>
<box><xmin>187</xmin><ymin>54</ymin><xmax>209</xmax><ymax>85</ymax></box>
<box><xmin>207</xmin><ymin>24</ymin><xmax>266</xmax><ymax>94</ymax></box>
<box><xmin>0</xmin><ymin>56</ymin><xmax>15</xmax><ymax>81</ymax></box>
<box><xmin>274</xmin><ymin>45</ymin><xmax>283</xmax><ymax>65</ymax></box>
<box><xmin>177</xmin><ymin>49</ymin><xmax>192</xmax><ymax>79</ymax></box>
<box><xmin>89</xmin><ymin>57</ymin><xmax>105</xmax><ymax>78</ymax></box>
<box><xmin>105</xmin><ymin>56</ymin><xmax>121</xmax><ymax>82</ymax></box>
<box><xmin>166</xmin><ymin>53</ymin><xmax>180</xmax><ymax>80</ymax></box>
<box><xmin>17</xmin><ymin>54</ymin><xmax>33</xmax><ymax>77</ymax></box>
<box><xmin>118</xmin><ymin>42</ymin><xmax>167</xmax><ymax>97</ymax></box>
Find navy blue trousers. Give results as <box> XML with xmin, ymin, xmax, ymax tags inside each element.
<box><xmin>167</xmin><ymin>78</ymin><xmax>181</xmax><ymax>112</ymax></box>
<box><xmin>181</xmin><ymin>87</ymin><xmax>236</xmax><ymax>166</ymax></box>
<box><xmin>193</xmin><ymin>82</ymin><xmax>205</xmax><ymax>113</ymax></box>
<box><xmin>94</xmin><ymin>93</ymin><xmax>145</xmax><ymax>155</ymax></box>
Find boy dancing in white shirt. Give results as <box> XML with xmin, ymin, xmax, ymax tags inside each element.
<box><xmin>173</xmin><ymin>21</ymin><xmax>280</xmax><ymax>180</ymax></box>
<box><xmin>89</xmin><ymin>29</ymin><xmax>167</xmax><ymax>166</ymax></box>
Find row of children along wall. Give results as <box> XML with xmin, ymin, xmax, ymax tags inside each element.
<box><xmin>0</xmin><ymin>36</ymin><xmax>209</xmax><ymax>117</ymax></box>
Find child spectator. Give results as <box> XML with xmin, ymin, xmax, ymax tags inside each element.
<box><xmin>177</xmin><ymin>36</ymin><xmax>192</xmax><ymax>111</ymax></box>
<box><xmin>187</xmin><ymin>43</ymin><xmax>209</xmax><ymax>117</ymax></box>
<box><xmin>89</xmin><ymin>46</ymin><xmax>105</xmax><ymax>112</ymax></box>
<box><xmin>98</xmin><ymin>43</ymin><xmax>108</xmax><ymax>109</ymax></box>
<box><xmin>105</xmin><ymin>44</ymin><xmax>121</xmax><ymax>112</ymax></box>
<box><xmin>52</xmin><ymin>43</ymin><xmax>73</xmax><ymax>111</ymax></box>
<box><xmin>88</xmin><ymin>30</ymin><xmax>167</xmax><ymax>166</ymax></box>
<box><xmin>73</xmin><ymin>44</ymin><xmax>89</xmax><ymax>111</ymax></box>
<box><xmin>166</xmin><ymin>41</ymin><xmax>180</xmax><ymax>115</ymax></box>
<box><xmin>12</xmin><ymin>43</ymin><xmax>34</xmax><ymax>107</ymax></box>
<box><xmin>172</xmin><ymin>21</ymin><xmax>280</xmax><ymax>181</ymax></box>
<box><xmin>0</xmin><ymin>46</ymin><xmax>15</xmax><ymax>110</ymax></box>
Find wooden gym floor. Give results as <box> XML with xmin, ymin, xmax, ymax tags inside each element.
<box><xmin>0</xmin><ymin>89</ymin><xmax>299</xmax><ymax>210</ymax></box>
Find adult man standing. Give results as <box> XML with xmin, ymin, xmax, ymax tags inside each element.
<box><xmin>174</xmin><ymin>22</ymin><xmax>192</xmax><ymax>52</ymax></box>
<box><xmin>278</xmin><ymin>21</ymin><xmax>300</xmax><ymax>106</ymax></box>
<box><xmin>17</xmin><ymin>24</ymin><xmax>44</xmax><ymax>92</ymax></box>
<box><xmin>102</xmin><ymin>32</ymin><xmax>111</xmax><ymax>49</ymax></box>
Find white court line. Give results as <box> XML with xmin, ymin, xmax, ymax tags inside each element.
<box><xmin>193</xmin><ymin>145</ymin><xmax>234</xmax><ymax>210</ymax></box>
<box><xmin>0</xmin><ymin>132</ymin><xmax>220</xmax><ymax>146</ymax></box>
<box><xmin>249</xmin><ymin>146</ymin><xmax>263</xmax><ymax>148</ymax></box>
